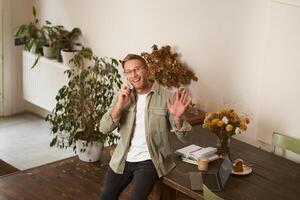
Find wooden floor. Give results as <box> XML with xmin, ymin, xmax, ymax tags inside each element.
<box><xmin>0</xmin><ymin>159</ymin><xmax>19</xmax><ymax>176</ymax></box>
<box><xmin>0</xmin><ymin>149</ymin><xmax>192</xmax><ymax>200</ymax></box>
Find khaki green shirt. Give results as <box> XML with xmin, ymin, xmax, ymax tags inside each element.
<box><xmin>100</xmin><ymin>81</ymin><xmax>192</xmax><ymax>178</ymax></box>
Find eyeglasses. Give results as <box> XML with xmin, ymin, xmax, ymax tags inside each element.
<box><xmin>124</xmin><ymin>65</ymin><xmax>145</xmax><ymax>76</ymax></box>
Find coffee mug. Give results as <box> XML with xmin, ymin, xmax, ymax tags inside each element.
<box><xmin>197</xmin><ymin>157</ymin><xmax>209</xmax><ymax>171</ymax></box>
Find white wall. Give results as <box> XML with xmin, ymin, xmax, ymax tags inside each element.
<box><xmin>18</xmin><ymin>0</ymin><xmax>299</xmax><ymax>162</ymax></box>
<box><xmin>0</xmin><ymin>0</ymin><xmax>3</xmax><ymax>115</ymax></box>
<box><xmin>257</xmin><ymin>0</ymin><xmax>300</xmax><ymax>162</ymax></box>
<box><xmin>2</xmin><ymin>0</ymin><xmax>38</xmax><ymax>116</ymax></box>
<box><xmin>32</xmin><ymin>0</ymin><xmax>266</xmax><ymax>144</ymax></box>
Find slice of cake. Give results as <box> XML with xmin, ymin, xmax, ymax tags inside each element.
<box><xmin>233</xmin><ymin>158</ymin><xmax>244</xmax><ymax>172</ymax></box>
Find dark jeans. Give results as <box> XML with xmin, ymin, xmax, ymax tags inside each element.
<box><xmin>100</xmin><ymin>160</ymin><xmax>158</xmax><ymax>200</ymax></box>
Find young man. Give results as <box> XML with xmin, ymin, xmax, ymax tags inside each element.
<box><xmin>100</xmin><ymin>54</ymin><xmax>192</xmax><ymax>200</ymax></box>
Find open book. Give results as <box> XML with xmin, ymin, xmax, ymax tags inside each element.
<box><xmin>175</xmin><ymin>144</ymin><xmax>218</xmax><ymax>161</ymax></box>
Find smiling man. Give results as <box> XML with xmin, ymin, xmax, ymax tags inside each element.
<box><xmin>100</xmin><ymin>54</ymin><xmax>192</xmax><ymax>200</ymax></box>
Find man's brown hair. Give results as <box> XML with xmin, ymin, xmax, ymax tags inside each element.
<box><xmin>122</xmin><ymin>54</ymin><xmax>147</xmax><ymax>68</ymax></box>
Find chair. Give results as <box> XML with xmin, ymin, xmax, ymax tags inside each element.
<box><xmin>203</xmin><ymin>184</ymin><xmax>224</xmax><ymax>200</ymax></box>
<box><xmin>272</xmin><ymin>132</ymin><xmax>300</xmax><ymax>155</ymax></box>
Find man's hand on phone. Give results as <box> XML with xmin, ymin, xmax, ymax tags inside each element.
<box><xmin>111</xmin><ymin>80</ymin><xmax>132</xmax><ymax>120</ymax></box>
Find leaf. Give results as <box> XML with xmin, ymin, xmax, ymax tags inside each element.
<box><xmin>45</xmin><ymin>20</ymin><xmax>52</xmax><ymax>25</ymax></box>
<box><xmin>50</xmin><ymin>137</ymin><xmax>57</xmax><ymax>147</ymax></box>
<box><xmin>32</xmin><ymin>6</ymin><xmax>37</xmax><ymax>17</ymax></box>
<box><xmin>31</xmin><ymin>54</ymin><xmax>41</xmax><ymax>68</ymax></box>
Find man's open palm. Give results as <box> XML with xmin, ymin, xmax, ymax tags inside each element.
<box><xmin>167</xmin><ymin>89</ymin><xmax>191</xmax><ymax>119</ymax></box>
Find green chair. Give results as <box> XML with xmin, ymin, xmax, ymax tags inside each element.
<box><xmin>272</xmin><ymin>132</ymin><xmax>300</xmax><ymax>155</ymax></box>
<box><xmin>203</xmin><ymin>184</ymin><xmax>224</xmax><ymax>200</ymax></box>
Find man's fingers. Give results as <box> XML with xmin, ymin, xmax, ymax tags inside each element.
<box><xmin>176</xmin><ymin>89</ymin><xmax>181</xmax><ymax>100</ymax></box>
<box><xmin>184</xmin><ymin>99</ymin><xmax>191</xmax><ymax>107</ymax></box>
<box><xmin>180</xmin><ymin>91</ymin><xmax>188</xmax><ymax>103</ymax></box>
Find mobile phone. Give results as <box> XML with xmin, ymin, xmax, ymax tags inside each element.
<box><xmin>127</xmin><ymin>79</ymin><xmax>134</xmax><ymax>90</ymax></box>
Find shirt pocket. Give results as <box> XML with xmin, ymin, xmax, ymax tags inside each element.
<box><xmin>149</xmin><ymin>108</ymin><xmax>169</xmax><ymax>133</ymax></box>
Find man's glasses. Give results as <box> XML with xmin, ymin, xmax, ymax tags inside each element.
<box><xmin>124</xmin><ymin>65</ymin><xmax>145</xmax><ymax>76</ymax></box>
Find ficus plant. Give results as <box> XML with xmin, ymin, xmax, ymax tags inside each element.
<box><xmin>45</xmin><ymin>47</ymin><xmax>122</xmax><ymax>152</ymax></box>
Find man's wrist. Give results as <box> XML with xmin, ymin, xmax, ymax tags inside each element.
<box><xmin>173</xmin><ymin>117</ymin><xmax>182</xmax><ymax>124</ymax></box>
<box><xmin>111</xmin><ymin>103</ymin><xmax>123</xmax><ymax>120</ymax></box>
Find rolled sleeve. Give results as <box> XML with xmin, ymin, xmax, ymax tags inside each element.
<box><xmin>170</xmin><ymin>116</ymin><xmax>192</xmax><ymax>143</ymax></box>
<box><xmin>99</xmin><ymin>95</ymin><xmax>120</xmax><ymax>134</ymax></box>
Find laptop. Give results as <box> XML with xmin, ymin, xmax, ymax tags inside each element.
<box><xmin>189</xmin><ymin>155</ymin><xmax>232</xmax><ymax>191</ymax></box>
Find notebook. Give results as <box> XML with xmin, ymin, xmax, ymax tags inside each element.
<box><xmin>175</xmin><ymin>144</ymin><xmax>217</xmax><ymax>160</ymax></box>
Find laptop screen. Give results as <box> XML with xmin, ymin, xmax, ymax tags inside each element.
<box><xmin>218</xmin><ymin>155</ymin><xmax>232</xmax><ymax>188</ymax></box>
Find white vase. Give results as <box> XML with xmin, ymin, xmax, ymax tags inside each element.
<box><xmin>61</xmin><ymin>49</ymin><xmax>78</xmax><ymax>67</ymax></box>
<box><xmin>76</xmin><ymin>139</ymin><xmax>103</xmax><ymax>162</ymax></box>
<box><xmin>43</xmin><ymin>45</ymin><xmax>55</xmax><ymax>59</ymax></box>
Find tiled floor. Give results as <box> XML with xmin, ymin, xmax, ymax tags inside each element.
<box><xmin>0</xmin><ymin>113</ymin><xmax>74</xmax><ymax>170</ymax></box>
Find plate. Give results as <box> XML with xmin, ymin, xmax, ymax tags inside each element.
<box><xmin>231</xmin><ymin>166</ymin><xmax>252</xmax><ymax>175</ymax></box>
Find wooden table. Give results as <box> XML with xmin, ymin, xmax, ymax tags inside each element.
<box><xmin>163</xmin><ymin>125</ymin><xmax>300</xmax><ymax>200</ymax></box>
<box><xmin>1</xmin><ymin>125</ymin><xmax>300</xmax><ymax>200</ymax></box>
<box><xmin>183</xmin><ymin>108</ymin><xmax>206</xmax><ymax>126</ymax></box>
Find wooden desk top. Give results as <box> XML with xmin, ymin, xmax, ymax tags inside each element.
<box><xmin>164</xmin><ymin>125</ymin><xmax>300</xmax><ymax>200</ymax></box>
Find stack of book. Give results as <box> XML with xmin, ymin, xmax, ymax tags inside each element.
<box><xmin>175</xmin><ymin>144</ymin><xmax>219</xmax><ymax>165</ymax></box>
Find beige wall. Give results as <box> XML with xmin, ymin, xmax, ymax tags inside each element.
<box><xmin>257</xmin><ymin>0</ymin><xmax>300</xmax><ymax>162</ymax></box>
<box><xmin>2</xmin><ymin>0</ymin><xmax>35</xmax><ymax>116</ymax></box>
<box><xmin>10</xmin><ymin>0</ymin><xmax>297</xmax><ymax>162</ymax></box>
<box><xmin>33</xmin><ymin>0</ymin><xmax>267</xmax><ymax>145</ymax></box>
<box><xmin>0</xmin><ymin>0</ymin><xmax>3</xmax><ymax>115</ymax></box>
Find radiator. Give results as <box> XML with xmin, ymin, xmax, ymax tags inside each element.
<box><xmin>23</xmin><ymin>51</ymin><xmax>69</xmax><ymax>112</ymax></box>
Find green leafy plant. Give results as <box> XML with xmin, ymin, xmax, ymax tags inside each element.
<box><xmin>41</xmin><ymin>21</ymin><xmax>65</xmax><ymax>59</ymax></box>
<box><xmin>15</xmin><ymin>6</ymin><xmax>46</xmax><ymax>68</ymax></box>
<box><xmin>42</xmin><ymin>21</ymin><xmax>61</xmax><ymax>46</ymax></box>
<box><xmin>141</xmin><ymin>44</ymin><xmax>198</xmax><ymax>88</ymax></box>
<box><xmin>55</xmin><ymin>27</ymin><xmax>82</xmax><ymax>51</ymax></box>
<box><xmin>45</xmin><ymin>47</ymin><xmax>122</xmax><ymax>151</ymax></box>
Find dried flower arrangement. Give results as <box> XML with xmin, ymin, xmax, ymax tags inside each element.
<box><xmin>141</xmin><ymin>44</ymin><xmax>198</xmax><ymax>88</ymax></box>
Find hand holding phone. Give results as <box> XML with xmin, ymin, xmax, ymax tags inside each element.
<box><xmin>111</xmin><ymin>79</ymin><xmax>132</xmax><ymax>120</ymax></box>
<box><xmin>116</xmin><ymin>79</ymin><xmax>132</xmax><ymax>107</ymax></box>
<box><xmin>126</xmin><ymin>79</ymin><xmax>134</xmax><ymax>90</ymax></box>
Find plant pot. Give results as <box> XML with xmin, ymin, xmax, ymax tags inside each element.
<box><xmin>61</xmin><ymin>49</ymin><xmax>78</xmax><ymax>67</ymax></box>
<box><xmin>43</xmin><ymin>45</ymin><xmax>55</xmax><ymax>59</ymax></box>
<box><xmin>73</xmin><ymin>43</ymin><xmax>83</xmax><ymax>51</ymax></box>
<box><xmin>76</xmin><ymin>139</ymin><xmax>103</xmax><ymax>162</ymax></box>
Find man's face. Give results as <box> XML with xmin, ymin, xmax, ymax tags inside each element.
<box><xmin>124</xmin><ymin>59</ymin><xmax>149</xmax><ymax>90</ymax></box>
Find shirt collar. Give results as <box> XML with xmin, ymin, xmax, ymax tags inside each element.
<box><xmin>149</xmin><ymin>80</ymin><xmax>160</xmax><ymax>95</ymax></box>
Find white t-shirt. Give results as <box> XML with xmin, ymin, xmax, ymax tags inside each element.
<box><xmin>126</xmin><ymin>93</ymin><xmax>151</xmax><ymax>162</ymax></box>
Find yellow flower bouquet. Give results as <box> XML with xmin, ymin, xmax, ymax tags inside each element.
<box><xmin>203</xmin><ymin>108</ymin><xmax>250</xmax><ymax>156</ymax></box>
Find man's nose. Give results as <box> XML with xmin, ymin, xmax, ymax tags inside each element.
<box><xmin>132</xmin><ymin>69</ymin><xmax>138</xmax><ymax>76</ymax></box>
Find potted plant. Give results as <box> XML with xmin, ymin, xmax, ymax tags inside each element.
<box><xmin>55</xmin><ymin>27</ymin><xmax>82</xmax><ymax>66</ymax></box>
<box><xmin>45</xmin><ymin>47</ymin><xmax>122</xmax><ymax>162</ymax></box>
<box><xmin>15</xmin><ymin>5</ymin><xmax>46</xmax><ymax>68</ymax></box>
<box><xmin>41</xmin><ymin>21</ymin><xmax>64</xmax><ymax>59</ymax></box>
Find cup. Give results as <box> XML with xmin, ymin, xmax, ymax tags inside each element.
<box><xmin>197</xmin><ymin>157</ymin><xmax>209</xmax><ymax>171</ymax></box>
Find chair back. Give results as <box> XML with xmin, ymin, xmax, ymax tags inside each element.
<box><xmin>272</xmin><ymin>132</ymin><xmax>300</xmax><ymax>155</ymax></box>
<box><xmin>203</xmin><ymin>184</ymin><xmax>224</xmax><ymax>200</ymax></box>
